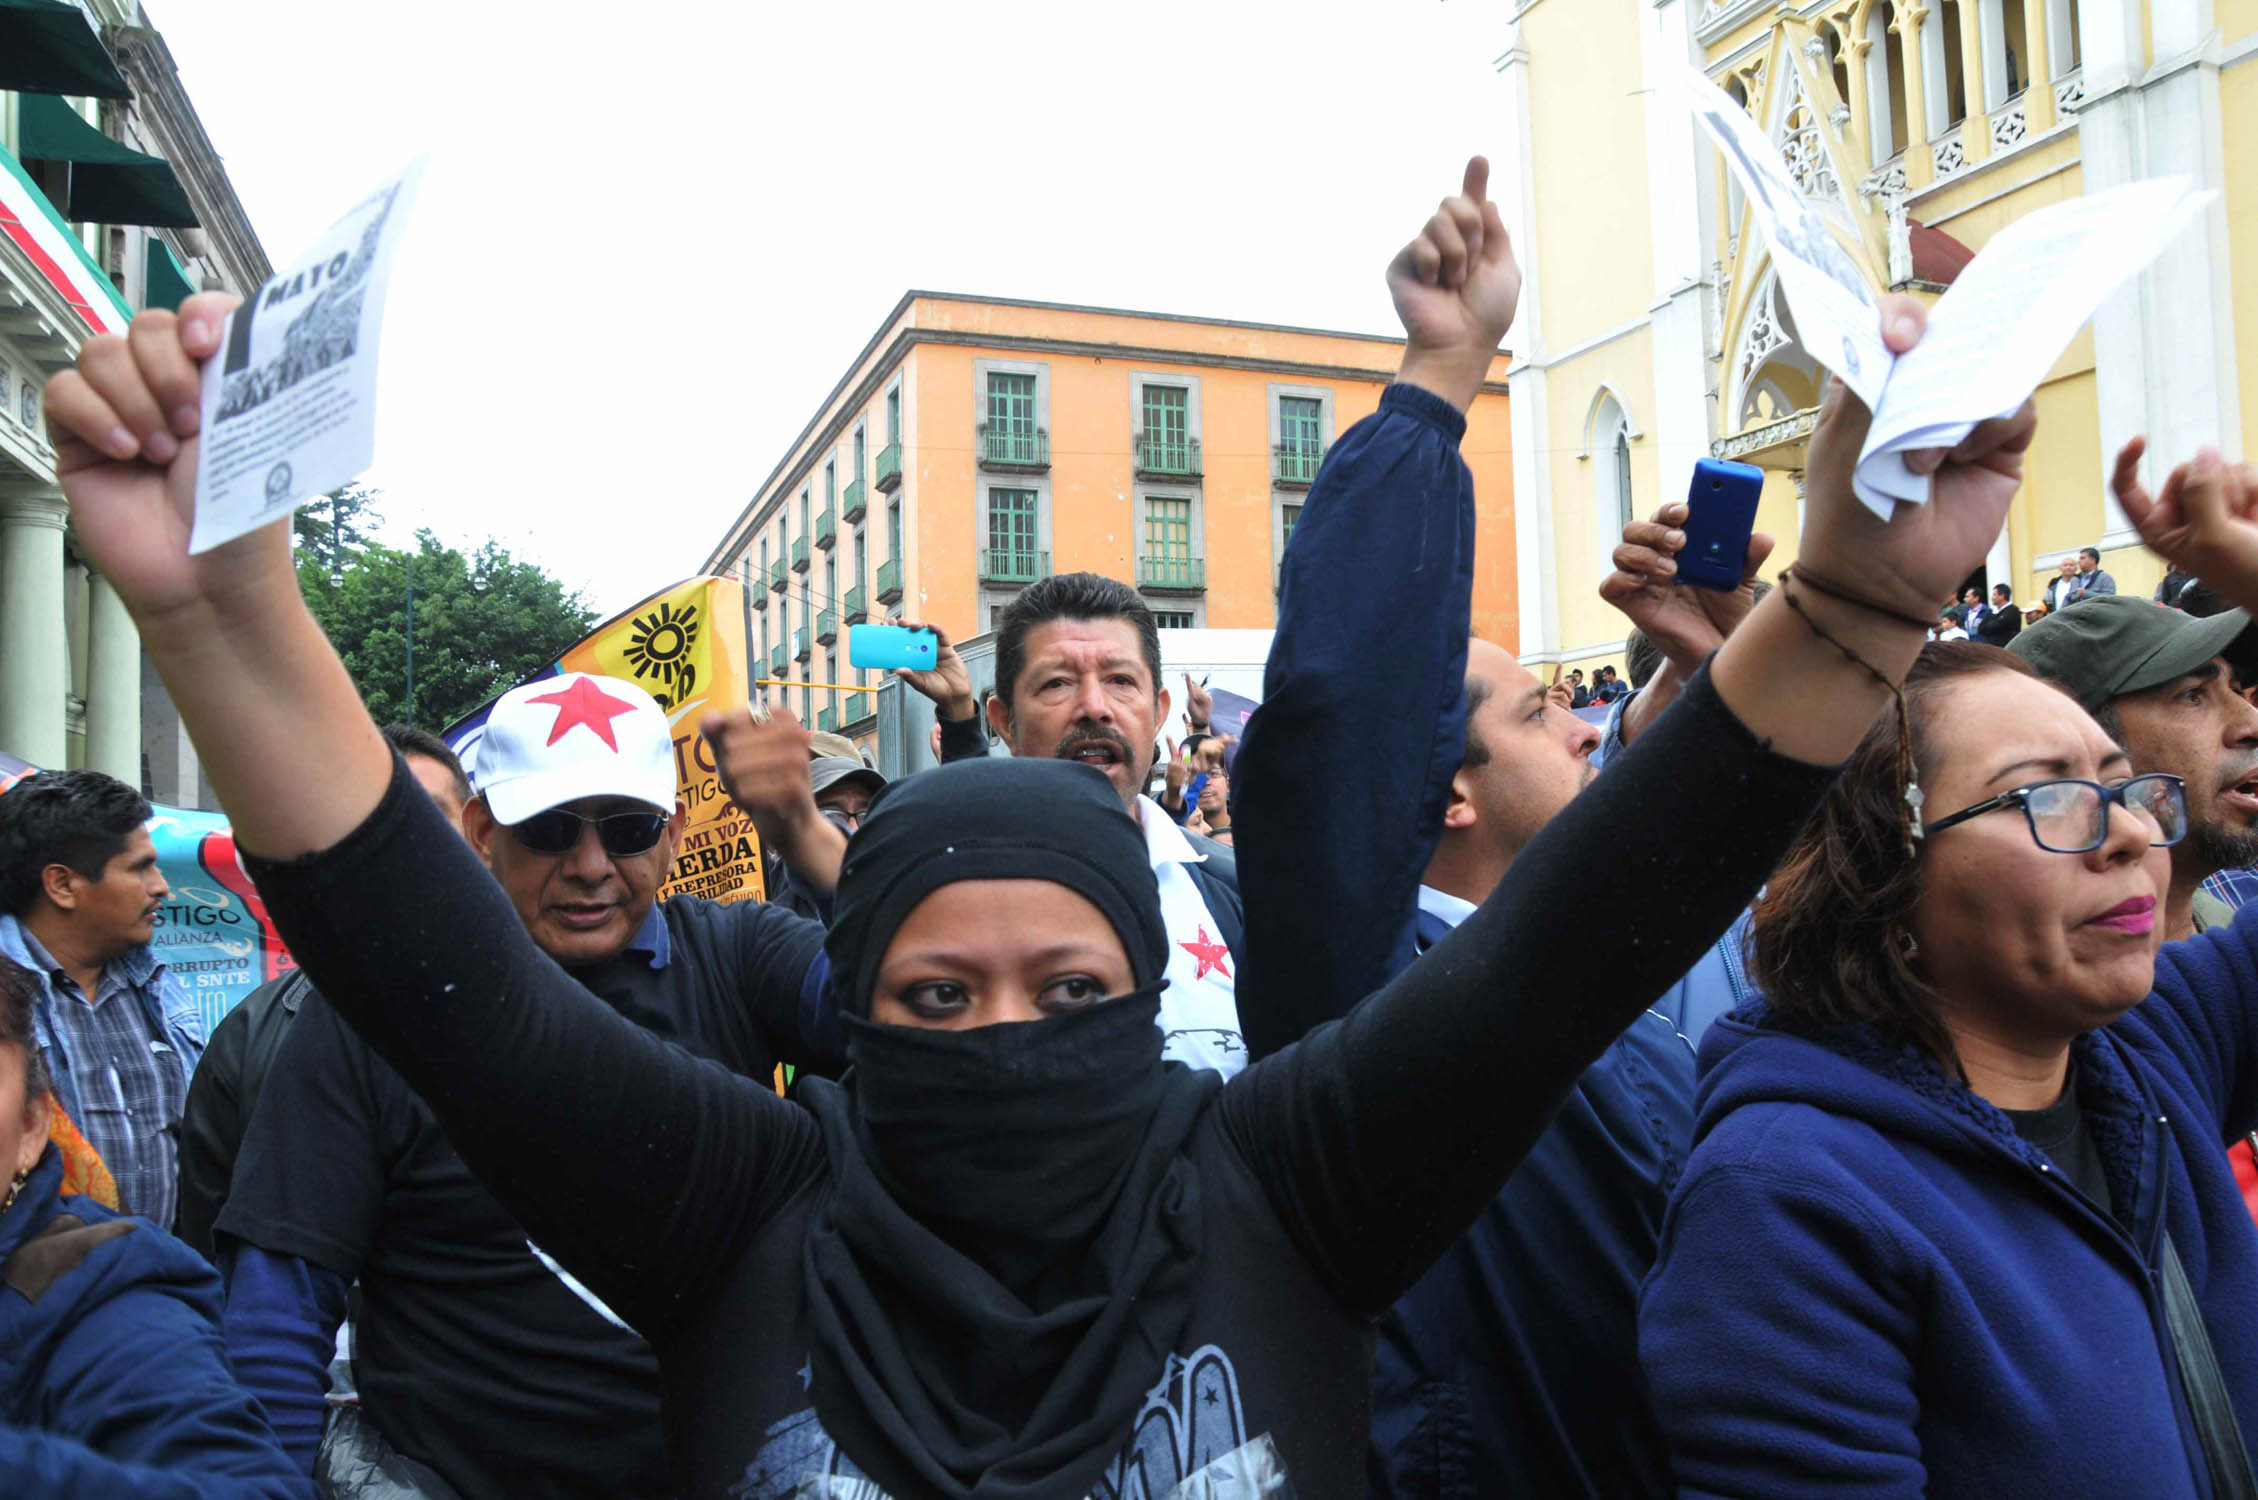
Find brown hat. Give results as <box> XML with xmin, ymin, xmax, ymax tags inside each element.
<box><xmin>806</xmin><ymin>729</ymin><xmax>862</xmax><ymax>762</ymax></box>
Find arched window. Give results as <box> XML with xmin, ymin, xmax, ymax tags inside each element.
<box><xmin>1939</xmin><ymin>0</ymin><xmax>1970</xmax><ymax>124</ymax></box>
<box><xmin>1589</xmin><ymin>392</ymin><xmax>1636</xmax><ymax>561</ymax></box>
<box><xmin>1869</xmin><ymin>2</ymin><xmax>1909</xmax><ymax>163</ymax></box>
<box><xmin>1820</xmin><ymin>23</ymin><xmax>1852</xmax><ymax>111</ymax></box>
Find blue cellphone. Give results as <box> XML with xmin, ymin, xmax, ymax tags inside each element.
<box><xmin>1678</xmin><ymin>458</ymin><xmax>1764</xmax><ymax>591</ymax></box>
<box><xmin>847</xmin><ymin>623</ymin><xmax>938</xmax><ymax>672</ymax></box>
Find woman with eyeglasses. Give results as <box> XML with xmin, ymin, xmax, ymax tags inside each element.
<box><xmin>1641</xmin><ymin>606</ymin><xmax>2258</xmax><ymax>1497</ymax></box>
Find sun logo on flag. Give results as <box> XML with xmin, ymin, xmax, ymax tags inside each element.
<box><xmin>624</xmin><ymin>600</ymin><xmax>700</xmax><ymax>709</ymax></box>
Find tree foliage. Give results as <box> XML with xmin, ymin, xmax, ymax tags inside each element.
<box><xmin>300</xmin><ymin>529</ymin><xmax>596</xmax><ymax>729</ymax></box>
<box><xmin>292</xmin><ymin>483</ymin><xmax>384</xmax><ymax>582</ymax></box>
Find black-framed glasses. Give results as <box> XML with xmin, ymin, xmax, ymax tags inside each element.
<box><xmin>508</xmin><ymin>808</ymin><xmax>669</xmax><ymax>857</ymax></box>
<box><xmin>819</xmin><ymin>808</ymin><xmax>861</xmax><ymax>835</ymax></box>
<box><xmin>1921</xmin><ymin>774</ymin><xmax>2188</xmax><ymax>853</ymax></box>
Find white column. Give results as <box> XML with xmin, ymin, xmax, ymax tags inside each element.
<box><xmin>1510</xmin><ymin>364</ymin><xmax>1560</xmax><ymax>659</ymax></box>
<box><xmin>2081</xmin><ymin>0</ymin><xmax>2238</xmax><ymax>543</ymax></box>
<box><xmin>1645</xmin><ymin>0</ymin><xmax>1718</xmax><ymax>505</ymax></box>
<box><xmin>0</xmin><ymin>488</ymin><xmax>70</xmax><ymax>766</ymax></box>
<box><xmin>83</xmin><ymin>572</ymin><xmax>141</xmax><ymax>783</ymax></box>
<box><xmin>1867</xmin><ymin>6</ymin><xmax>1900</xmax><ymax>162</ymax></box>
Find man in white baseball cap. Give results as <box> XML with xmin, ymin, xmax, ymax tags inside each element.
<box><xmin>214</xmin><ymin>672</ymin><xmax>842</xmax><ymax>1500</ymax></box>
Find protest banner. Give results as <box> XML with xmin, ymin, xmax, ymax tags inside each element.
<box><xmin>445</xmin><ymin>574</ymin><xmax>767</xmax><ymax>905</ymax></box>
<box><xmin>0</xmin><ymin>751</ymin><xmax>294</xmax><ymax>1037</ymax></box>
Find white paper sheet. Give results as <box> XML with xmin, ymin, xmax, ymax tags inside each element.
<box><xmin>1683</xmin><ymin>66</ymin><xmax>2211</xmax><ymax>521</ymax></box>
<box><xmin>189</xmin><ymin>159</ymin><xmax>424</xmax><ymax>554</ymax></box>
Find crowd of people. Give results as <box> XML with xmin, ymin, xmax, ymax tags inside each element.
<box><xmin>14</xmin><ymin>155</ymin><xmax>2258</xmax><ymax>1499</ymax></box>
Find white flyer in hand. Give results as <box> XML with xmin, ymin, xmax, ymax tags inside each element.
<box><xmin>1684</xmin><ymin>65</ymin><xmax>2211</xmax><ymax>520</ymax></box>
<box><xmin>189</xmin><ymin>159</ymin><xmax>424</xmax><ymax>554</ymax></box>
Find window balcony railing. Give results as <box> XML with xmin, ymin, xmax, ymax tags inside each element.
<box><xmin>875</xmin><ymin>440</ymin><xmax>904</xmax><ymax>492</ymax></box>
<box><xmin>791</xmin><ymin>536</ymin><xmax>810</xmax><ymax>572</ymax></box>
<box><xmin>749</xmin><ymin>582</ymin><xmax>768</xmax><ymax>611</ymax></box>
<box><xmin>1273</xmin><ymin>443</ymin><xmax>1324</xmax><ymax>488</ymax></box>
<box><xmin>793</xmin><ymin>629</ymin><xmax>811</xmax><ymax>663</ymax></box>
<box><xmin>816</xmin><ymin>608</ymin><xmax>837</xmax><ymax>645</ymax></box>
<box><xmin>979</xmin><ymin>548</ymin><xmax>1049</xmax><ymax>584</ymax></box>
<box><xmin>876</xmin><ymin>557</ymin><xmax>903</xmax><ymax>604</ymax></box>
<box><xmin>767</xmin><ymin>560</ymin><xmax>787</xmax><ymax>593</ymax></box>
<box><xmin>1137</xmin><ymin>555</ymin><xmax>1205</xmax><ymax>592</ymax></box>
<box><xmin>841</xmin><ymin>476</ymin><xmax>867</xmax><ymax>523</ymax></box>
<box><xmin>977</xmin><ymin>426</ymin><xmax>1049</xmax><ymax>470</ymax></box>
<box><xmin>843</xmin><ymin>583</ymin><xmax>867</xmax><ymax>621</ymax></box>
<box><xmin>1135</xmin><ymin>434</ymin><xmax>1201</xmax><ymax>478</ymax></box>
<box><xmin>814</xmin><ymin>506</ymin><xmax>836</xmax><ymax>549</ymax></box>
<box><xmin>769</xmin><ymin>644</ymin><xmax>786</xmax><ymax>677</ymax></box>
<box><xmin>817</xmin><ymin>707</ymin><xmax>837</xmax><ymax>733</ymax></box>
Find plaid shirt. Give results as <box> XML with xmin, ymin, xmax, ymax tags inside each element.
<box><xmin>2202</xmin><ymin>867</ymin><xmax>2258</xmax><ymax>920</ymax></box>
<box><xmin>11</xmin><ymin>925</ymin><xmax>192</xmax><ymax>1226</ymax></box>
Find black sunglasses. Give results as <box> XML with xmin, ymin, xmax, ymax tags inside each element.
<box><xmin>508</xmin><ymin>808</ymin><xmax>669</xmax><ymax>857</ymax></box>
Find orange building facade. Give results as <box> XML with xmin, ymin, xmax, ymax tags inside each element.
<box><xmin>699</xmin><ymin>292</ymin><xmax>1515</xmax><ymax>742</ymax></box>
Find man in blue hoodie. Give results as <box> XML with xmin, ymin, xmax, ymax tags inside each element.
<box><xmin>1230</xmin><ymin>164</ymin><xmax>1765</xmax><ymax>1498</ymax></box>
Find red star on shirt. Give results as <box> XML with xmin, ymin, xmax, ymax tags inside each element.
<box><xmin>1179</xmin><ymin>925</ymin><xmax>1232</xmax><ymax>980</ymax></box>
<box><xmin>527</xmin><ymin>677</ymin><xmax>637</xmax><ymax>751</ymax></box>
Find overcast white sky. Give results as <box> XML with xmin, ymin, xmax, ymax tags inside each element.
<box><xmin>154</xmin><ymin>0</ymin><xmax>1517</xmax><ymax>617</ymax></box>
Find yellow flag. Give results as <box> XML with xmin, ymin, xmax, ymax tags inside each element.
<box><xmin>561</xmin><ymin>577</ymin><xmax>766</xmax><ymax>905</ymax></box>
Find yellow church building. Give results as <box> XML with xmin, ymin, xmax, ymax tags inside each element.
<box><xmin>1499</xmin><ymin>0</ymin><xmax>2247</xmax><ymax>675</ymax></box>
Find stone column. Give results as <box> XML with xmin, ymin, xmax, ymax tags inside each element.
<box><xmin>83</xmin><ymin>571</ymin><xmax>141</xmax><ymax>784</ymax></box>
<box><xmin>0</xmin><ymin>488</ymin><xmax>69</xmax><ymax>766</ymax></box>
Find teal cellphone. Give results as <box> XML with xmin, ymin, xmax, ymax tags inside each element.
<box><xmin>848</xmin><ymin>623</ymin><xmax>938</xmax><ymax>672</ymax></box>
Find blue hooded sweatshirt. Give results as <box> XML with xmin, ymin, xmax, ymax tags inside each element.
<box><xmin>1640</xmin><ymin>899</ymin><xmax>2258</xmax><ymax>1499</ymax></box>
<box><xmin>0</xmin><ymin>1144</ymin><xmax>309</xmax><ymax>1499</ymax></box>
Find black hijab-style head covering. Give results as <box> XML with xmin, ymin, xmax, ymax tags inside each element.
<box><xmin>800</xmin><ymin>756</ymin><xmax>1222</xmax><ymax>1500</ymax></box>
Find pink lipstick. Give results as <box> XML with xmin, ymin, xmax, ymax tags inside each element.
<box><xmin>2087</xmin><ymin>896</ymin><xmax>2156</xmax><ymax>935</ymax></box>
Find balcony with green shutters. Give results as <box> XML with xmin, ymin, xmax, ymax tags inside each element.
<box><xmin>816</xmin><ymin>608</ymin><xmax>838</xmax><ymax>646</ymax></box>
<box><xmin>749</xmin><ymin>581</ymin><xmax>768</xmax><ymax>612</ymax></box>
<box><xmin>814</xmin><ymin>506</ymin><xmax>837</xmax><ymax>550</ymax></box>
<box><xmin>1137</xmin><ymin>555</ymin><xmax>1205</xmax><ymax>593</ymax></box>
<box><xmin>817</xmin><ymin>707</ymin><xmax>838</xmax><ymax>733</ymax></box>
<box><xmin>1134</xmin><ymin>433</ymin><xmax>1201</xmax><ymax>478</ymax></box>
<box><xmin>843</xmin><ymin>584</ymin><xmax>867</xmax><ymax>622</ymax></box>
<box><xmin>768</xmin><ymin>561</ymin><xmax>788</xmax><ymax>593</ymax></box>
<box><xmin>794</xmin><ymin>629</ymin><xmax>811</xmax><ymax>663</ymax></box>
<box><xmin>1273</xmin><ymin>442</ymin><xmax>1324</xmax><ymax>488</ymax></box>
<box><xmin>875</xmin><ymin>441</ymin><xmax>903</xmax><ymax>492</ymax></box>
<box><xmin>876</xmin><ymin>557</ymin><xmax>903</xmax><ymax>605</ymax></box>
<box><xmin>769</xmin><ymin>644</ymin><xmax>787</xmax><ymax>677</ymax></box>
<box><xmin>979</xmin><ymin>548</ymin><xmax>1049</xmax><ymax>585</ymax></box>
<box><xmin>791</xmin><ymin>536</ymin><xmax>810</xmax><ymax>572</ymax></box>
<box><xmin>841</xmin><ymin>477</ymin><xmax>867</xmax><ymax>523</ymax></box>
<box><xmin>976</xmin><ymin>426</ymin><xmax>1049</xmax><ymax>471</ymax></box>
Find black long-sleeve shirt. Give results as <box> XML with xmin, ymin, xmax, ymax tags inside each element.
<box><xmin>243</xmin><ymin>413</ymin><xmax>1837</xmax><ymax>1500</ymax></box>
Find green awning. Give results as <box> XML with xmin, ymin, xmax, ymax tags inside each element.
<box><xmin>18</xmin><ymin>91</ymin><xmax>196</xmax><ymax>227</ymax></box>
<box><xmin>0</xmin><ymin>0</ymin><xmax>130</xmax><ymax>100</ymax></box>
<box><xmin>144</xmin><ymin>235</ymin><xmax>193</xmax><ymax>311</ymax></box>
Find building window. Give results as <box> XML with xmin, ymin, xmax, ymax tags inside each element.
<box><xmin>1282</xmin><ymin>501</ymin><xmax>1303</xmax><ymax>550</ymax></box>
<box><xmin>1142</xmin><ymin>385</ymin><xmax>1189</xmax><ymax>460</ymax></box>
<box><xmin>1274</xmin><ymin>392</ymin><xmax>1327</xmax><ymax>485</ymax></box>
<box><xmin>853</xmin><ymin>425</ymin><xmax>866</xmax><ymax>482</ymax></box>
<box><xmin>987</xmin><ymin>372</ymin><xmax>1036</xmax><ymax>441</ymax></box>
<box><xmin>1590</xmin><ymin>393</ymin><xmax>1636</xmax><ymax>564</ymax></box>
<box><xmin>1153</xmin><ymin>610</ymin><xmax>1195</xmax><ymax>630</ymax></box>
<box><xmin>886</xmin><ymin>385</ymin><xmax>901</xmax><ymax>445</ymax></box>
<box><xmin>887</xmin><ymin>498</ymin><xmax>903</xmax><ymax>561</ymax></box>
<box><xmin>799</xmin><ymin>488</ymin><xmax>810</xmax><ymax>537</ymax></box>
<box><xmin>986</xmin><ymin>487</ymin><xmax>1041</xmax><ymax>580</ymax></box>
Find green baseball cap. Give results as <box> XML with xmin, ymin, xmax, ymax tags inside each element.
<box><xmin>2007</xmin><ymin>594</ymin><xmax>2252</xmax><ymax>713</ymax></box>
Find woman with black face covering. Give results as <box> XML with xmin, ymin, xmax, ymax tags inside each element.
<box><xmin>46</xmin><ymin>156</ymin><xmax>2033</xmax><ymax>1497</ymax></box>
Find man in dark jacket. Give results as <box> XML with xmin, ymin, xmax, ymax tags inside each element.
<box><xmin>1231</xmin><ymin>222</ymin><xmax>1759</xmax><ymax>1499</ymax></box>
<box><xmin>1976</xmin><ymin>582</ymin><xmax>2024</xmax><ymax>646</ymax></box>
<box><xmin>174</xmin><ymin>724</ymin><xmax>471</xmax><ymax>1261</ymax></box>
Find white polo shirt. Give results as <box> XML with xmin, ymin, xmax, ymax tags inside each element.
<box><xmin>1136</xmin><ymin>796</ymin><xmax>1245</xmax><ymax>1078</ymax></box>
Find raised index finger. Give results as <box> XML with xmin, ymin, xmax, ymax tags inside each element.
<box><xmin>1462</xmin><ymin>155</ymin><xmax>1490</xmax><ymax>206</ymax></box>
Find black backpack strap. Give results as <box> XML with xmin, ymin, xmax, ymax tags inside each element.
<box><xmin>2161</xmin><ymin>1231</ymin><xmax>2258</xmax><ymax>1500</ymax></box>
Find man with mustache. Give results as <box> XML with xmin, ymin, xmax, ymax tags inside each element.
<box><xmin>894</xmin><ymin>580</ymin><xmax>1248</xmax><ymax>1077</ymax></box>
<box><xmin>0</xmin><ymin>769</ymin><xmax>203</xmax><ymax>1228</ymax></box>
<box><xmin>2013</xmin><ymin>592</ymin><xmax>2258</xmax><ymax>937</ymax></box>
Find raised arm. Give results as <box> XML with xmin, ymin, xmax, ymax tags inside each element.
<box><xmin>1223</xmin><ymin>283</ymin><xmax>2035</xmax><ymax>1312</ymax></box>
<box><xmin>1229</xmin><ymin>161</ymin><xmax>1502</xmax><ymax>1057</ymax></box>
<box><xmin>43</xmin><ymin>301</ymin><xmax>821</xmax><ymax>1336</ymax></box>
